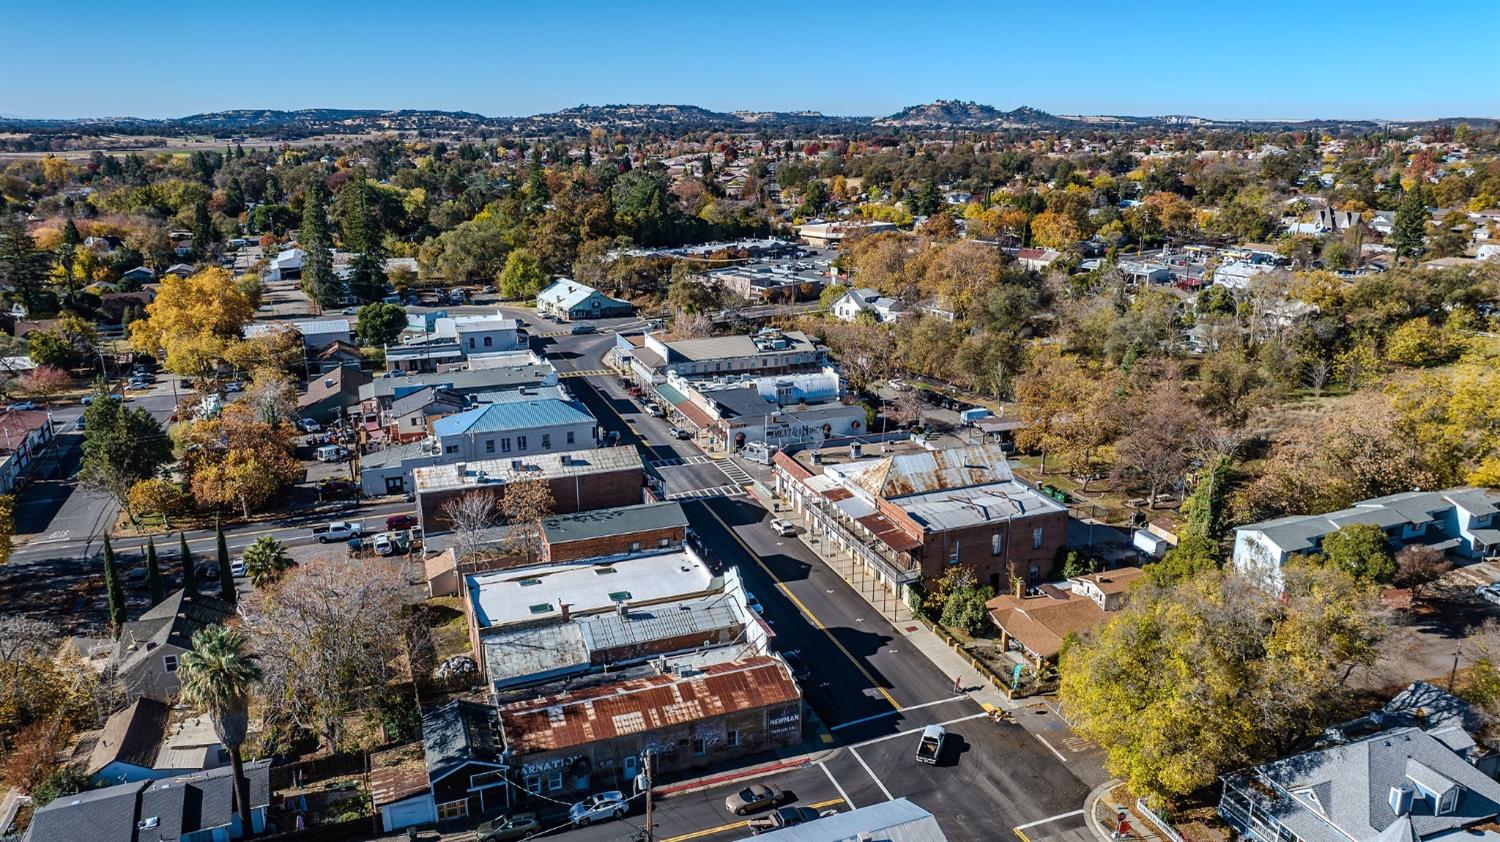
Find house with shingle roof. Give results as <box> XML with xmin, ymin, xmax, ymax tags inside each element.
<box><xmin>114</xmin><ymin>590</ymin><xmax>235</xmax><ymax>703</ymax></box>
<box><xmin>984</xmin><ymin>566</ymin><xmax>1146</xmax><ymax>665</ymax></box>
<box><xmin>24</xmin><ymin>760</ymin><xmax>270</xmax><ymax>842</ymax></box>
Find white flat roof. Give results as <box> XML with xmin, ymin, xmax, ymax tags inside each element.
<box><xmin>466</xmin><ymin>547</ymin><xmax>715</xmax><ymax>630</ymax></box>
<box><xmin>899</xmin><ymin>480</ymin><xmax>1065</xmax><ymax>532</ymax></box>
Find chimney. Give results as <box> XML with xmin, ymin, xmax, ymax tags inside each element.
<box><xmin>1389</xmin><ymin>785</ymin><xmax>1414</xmax><ymax>817</ymax></box>
<box><xmin>1013</xmin><ymin>575</ymin><xmax>1024</xmax><ymax>600</ymax></box>
<box><xmin>616</xmin><ymin>601</ymin><xmax>629</xmax><ymax>620</ymax></box>
<box><xmin>559</xmin><ymin>602</ymin><xmax>571</xmax><ymax>623</ymax></box>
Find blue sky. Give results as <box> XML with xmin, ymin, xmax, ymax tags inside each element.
<box><xmin>2</xmin><ymin>0</ymin><xmax>1496</xmax><ymax>120</ymax></box>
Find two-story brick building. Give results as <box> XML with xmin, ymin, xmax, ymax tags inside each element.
<box><xmin>773</xmin><ymin>442</ymin><xmax>1069</xmax><ymax>606</ymax></box>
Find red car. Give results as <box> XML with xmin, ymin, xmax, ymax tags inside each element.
<box><xmin>385</xmin><ymin>514</ymin><xmax>418</xmax><ymax>531</ymax></box>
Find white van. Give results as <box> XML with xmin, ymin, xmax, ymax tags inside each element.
<box><xmin>741</xmin><ymin>441</ymin><xmax>777</xmax><ymax>465</ymax></box>
<box><xmin>314</xmin><ymin>444</ymin><xmax>349</xmax><ymax>462</ymax></box>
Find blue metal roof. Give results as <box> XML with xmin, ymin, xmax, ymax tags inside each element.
<box><xmin>433</xmin><ymin>399</ymin><xmax>594</xmax><ymax>436</ymax></box>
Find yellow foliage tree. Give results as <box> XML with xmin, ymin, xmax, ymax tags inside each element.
<box><xmin>130</xmin><ymin>268</ymin><xmax>255</xmax><ymax>378</ymax></box>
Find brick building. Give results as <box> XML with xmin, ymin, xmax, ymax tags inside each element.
<box><xmin>540</xmin><ymin>502</ymin><xmax>689</xmax><ymax>564</ymax></box>
<box><xmin>773</xmin><ymin>442</ymin><xmax>1069</xmax><ymax>605</ymax></box>
<box><xmin>413</xmin><ymin>448</ymin><xmax>646</xmax><ymax>535</ymax></box>
<box><xmin>497</xmin><ymin>657</ymin><xmax>801</xmax><ymax>806</ymax></box>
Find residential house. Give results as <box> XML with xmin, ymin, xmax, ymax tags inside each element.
<box><xmin>0</xmin><ymin>410</ymin><xmax>55</xmax><ymax>493</ymax></box>
<box><xmin>773</xmin><ymin>442</ymin><xmax>1069</xmax><ymax>603</ymax></box>
<box><xmin>430</xmin><ymin>312</ymin><xmax>524</xmax><ymax>357</ymax></box>
<box><xmin>382</xmin><ymin>386</ymin><xmax>469</xmax><ymax>444</ymax></box>
<box><xmin>99</xmin><ymin>290</ymin><xmax>155</xmax><ymax>326</ymax></box>
<box><xmin>664</xmin><ymin>375</ymin><xmax>864</xmax><ymax>451</ymax></box>
<box><xmin>358</xmin><ymin>363</ymin><xmax>559</xmax><ymax>417</ymax></box>
<box><xmin>984</xmin><ymin>566</ymin><xmax>1146</xmax><ymax>666</ymax></box>
<box><xmin>312</xmin><ymin>339</ymin><xmax>364</xmax><ymax>373</ymax></box>
<box><xmin>1015</xmin><ymin>247</ymin><xmax>1062</xmax><ymax>272</ymax></box>
<box><xmin>422</xmin><ymin>701</ymin><xmax>510</xmax><ymax>823</ymax></box>
<box><xmin>384</xmin><ymin>338</ymin><xmax>465</xmax><ymax>373</ymax></box>
<box><xmin>370</xmin><ymin>744</ymin><xmax>436</xmax><ymax>832</ymax></box>
<box><xmin>536</xmin><ymin>279</ymin><xmax>634</xmax><ymax>321</ymax></box>
<box><xmin>297</xmin><ymin>365</ymin><xmax>371</xmax><ymax>426</ymax></box>
<box><xmin>120</xmin><ymin>266</ymin><xmax>156</xmax><ymax>285</ymax></box>
<box><xmin>1213</xmin><ymin>260</ymin><xmax>1277</xmax><ymax>291</ymax></box>
<box><xmin>412</xmin><ymin>447</ymin><xmax>645</xmax><ymax>533</ymax></box>
<box><xmin>1233</xmin><ymin>487</ymin><xmax>1500</xmax><ymax>592</ymax></box>
<box><xmin>24</xmin><ymin>760</ymin><xmax>271</xmax><ymax>842</ymax></box>
<box><xmin>1219</xmin><ymin>683</ymin><xmax>1500</xmax><ymax>842</ymax></box>
<box><xmin>84</xmin><ymin>698</ymin><xmax>175</xmax><ymax>785</ymax></box>
<box><xmin>114</xmin><ymin>590</ymin><xmax>235</xmax><ymax>703</ymax></box>
<box><xmin>831</xmin><ymin>288</ymin><xmax>906</xmax><ymax>323</ymax></box>
<box><xmin>243</xmin><ymin>318</ymin><xmax>351</xmax><ymax>350</ymax></box>
<box><xmin>1118</xmin><ymin>260</ymin><xmax>1173</xmax><ymax>284</ymax></box>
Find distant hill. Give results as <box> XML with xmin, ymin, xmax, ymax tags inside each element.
<box><xmin>0</xmin><ymin>101</ymin><xmax>1491</xmax><ymax>139</ymax></box>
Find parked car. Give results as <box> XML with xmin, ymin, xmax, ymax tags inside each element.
<box><xmin>745</xmin><ymin>590</ymin><xmax>764</xmax><ymax>615</ymax></box>
<box><xmin>643</xmin><ymin>403</ymin><xmax>665</xmax><ymax>418</ymax></box>
<box><xmin>1476</xmin><ymin>583</ymin><xmax>1500</xmax><ymax>605</ymax></box>
<box><xmin>81</xmin><ymin>393</ymin><xmax>120</xmax><ymax>405</ymax></box>
<box><xmin>780</xmin><ymin>651</ymin><xmax>811</xmax><ymax>683</ymax></box>
<box><xmin>341</xmin><ymin>307</ymin><xmax>359</xmax><ymax>315</ymax></box>
<box><xmin>477</xmin><ymin>812</ymin><xmax>539</xmax><ymax>842</ymax></box>
<box><xmin>770</xmin><ymin>518</ymin><xmax>796</xmax><ymax>537</ymax></box>
<box><xmin>725</xmin><ymin>783</ymin><xmax>789</xmax><ymax>816</ymax></box>
<box><xmin>385</xmin><ymin>514</ymin><xmax>418</xmax><ymax>531</ymax></box>
<box><xmin>74</xmin><ymin>416</ymin><xmax>85</xmax><ymax>431</ymax></box>
<box><xmin>668</xmin><ymin>427</ymin><xmax>691</xmax><ymax>440</ymax></box>
<box><xmin>229</xmin><ymin>559</ymin><xmax>247</xmax><ymax>578</ymax></box>
<box><xmin>570</xmin><ymin>323</ymin><xmax>597</xmax><ymax>335</ymax></box>
<box><xmin>7</xmin><ymin>401</ymin><xmax>35</xmax><ymax>411</ymax></box>
<box><xmin>224</xmin><ymin>381</ymin><xmax>244</xmax><ymax>393</ymax></box>
<box><xmin>569</xmin><ymin>791</ymin><xmax>628</xmax><ymax>827</ymax></box>
<box><xmin>296</xmin><ymin>417</ymin><xmax>322</xmax><ymax>433</ymax></box>
<box><xmin>312</xmin><ymin>521</ymin><xmax>364</xmax><ymax>543</ymax></box>
<box><xmin>372</xmin><ymin>533</ymin><xmax>396</xmax><ymax>556</ymax></box>
<box><xmin>315</xmin><ymin>444</ymin><xmax>350</xmax><ymax>462</ymax></box>
<box><xmin>748</xmin><ymin>807</ymin><xmax>828</xmax><ymax>834</ymax></box>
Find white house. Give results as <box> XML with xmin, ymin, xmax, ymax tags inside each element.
<box><xmin>1213</xmin><ymin>260</ymin><xmax>1276</xmax><ymax>291</ymax></box>
<box><xmin>536</xmin><ymin>279</ymin><xmax>634</xmax><ymax>320</ymax></box>
<box><xmin>432</xmin><ymin>311</ymin><xmax>523</xmax><ymax>356</ymax></box>
<box><xmin>1232</xmin><ymin>487</ymin><xmax>1500</xmax><ymax>591</ymax></box>
<box><xmin>432</xmin><ymin>399</ymin><xmax>598</xmax><ymax>462</ymax></box>
<box><xmin>831</xmin><ymin>288</ymin><xmax>906</xmax><ymax>323</ymax></box>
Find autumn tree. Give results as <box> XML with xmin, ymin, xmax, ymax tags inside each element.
<box><xmin>16</xmin><ymin>365</ymin><xmax>71</xmax><ymax>404</ymax></box>
<box><xmin>1112</xmin><ymin>377</ymin><xmax>1211</xmax><ymax>507</ymax></box>
<box><xmin>128</xmin><ymin>478</ymin><xmax>190</xmax><ymax>529</ymax></box>
<box><xmin>1060</xmin><ymin>564</ymin><xmax>1384</xmax><ymax>804</ymax></box>
<box><xmin>177</xmin><ymin>403</ymin><xmax>302</xmax><ymax>517</ymax></box>
<box><xmin>501</xmin><ymin>475</ymin><xmax>555</xmax><ymax>565</ymax></box>
<box><xmin>242</xmin><ymin>366</ymin><xmax>297</xmax><ymax>428</ymax></box>
<box><xmin>129</xmin><ymin>267</ymin><xmax>255</xmax><ymax>380</ymax></box>
<box><xmin>1392</xmin><ymin>544</ymin><xmax>1451</xmax><ymax>600</ymax></box>
<box><xmin>498</xmin><ymin>248</ymin><xmax>547</xmax><ymax>300</ymax></box>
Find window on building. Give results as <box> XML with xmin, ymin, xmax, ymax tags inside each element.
<box><xmin>630</xmin><ymin>541</ymin><xmax>641</xmax><ymax>552</ymax></box>
<box><xmin>467</xmin><ymin>338</ymin><xmax>475</xmax><ymax>349</ymax></box>
<box><xmin>991</xmin><ymin>533</ymin><xmax>1003</xmax><ymax>556</ymax></box>
<box><xmin>528</xmin><ymin>603</ymin><xmax>552</xmax><ymax>615</ymax></box>
<box><xmin>485</xmin><ymin>439</ymin><xmax>495</xmax><ymax>453</ymax></box>
<box><xmin>523</xmin><ymin>775</ymin><xmax>541</xmax><ymax>794</ymax></box>
<box><xmin>726</xmin><ymin>730</ymin><xmax>740</xmax><ymax>748</ymax></box>
<box><xmin>692</xmin><ymin>737</ymin><xmax>707</xmax><ymax>756</ymax></box>
<box><xmin>517</xmin><ymin>435</ymin><xmax>527</xmax><ymax>451</ymax></box>
<box><xmin>658</xmin><ymin>538</ymin><xmax>670</xmax><ymax>547</ymax></box>
<box><xmin>163</xmin><ymin>654</ymin><xmax>178</xmax><ymax>673</ymax></box>
<box><xmin>541</xmin><ymin>433</ymin><xmax>551</xmax><ymax>449</ymax></box>
<box><xmin>566</xmin><ymin>431</ymin><xmax>575</xmax><ymax>445</ymax></box>
<box><xmin>483</xmin><ymin>336</ymin><xmax>493</xmax><ymax>347</ymax></box>
<box><xmin>445</xmin><ymin>444</ymin><xmax>459</xmax><ymax>454</ymax></box>
<box><xmin>546</xmin><ymin>771</ymin><xmax>564</xmax><ymax>792</ymax></box>
<box><xmin>1033</xmin><ymin>527</ymin><xmax>1044</xmax><ymax>550</ymax></box>
<box><xmin>410</xmin><ymin>417</ymin><xmax>422</xmax><ymax>427</ymax></box>
<box><xmin>947</xmin><ymin>540</ymin><xmax>961</xmax><ymax>565</ymax></box>
<box><xmin>501</xmin><ymin>438</ymin><xmax>511</xmax><ymax>453</ymax></box>
<box><xmin>470</xmin><ymin>770</ymin><xmax>505</xmax><ymax>790</ymax></box>
<box><xmin>437</xmin><ymin>800</ymin><xmax>469</xmax><ymax>820</ymax></box>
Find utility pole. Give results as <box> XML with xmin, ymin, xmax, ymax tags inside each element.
<box><xmin>642</xmin><ymin>749</ymin><xmax>655</xmax><ymax>842</ymax></box>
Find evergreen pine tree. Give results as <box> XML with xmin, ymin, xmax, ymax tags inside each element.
<box><xmin>345</xmin><ymin>175</ymin><xmax>387</xmax><ymax>303</ymax></box>
<box><xmin>299</xmin><ymin>179</ymin><xmax>340</xmax><ymax>311</ymax></box>
<box><xmin>180</xmin><ymin>531</ymin><xmax>197</xmax><ymax>595</ymax></box>
<box><xmin>191</xmin><ymin>201</ymin><xmax>217</xmax><ymax>260</ymax></box>
<box><xmin>145</xmin><ymin>536</ymin><xmax>164</xmax><ymax>604</ymax></box>
<box><xmin>1391</xmin><ymin>186</ymin><xmax>1428</xmax><ymax>260</ymax></box>
<box><xmin>102</xmin><ymin>534</ymin><xmax>125</xmax><ymax>635</ymax></box>
<box><xmin>216</xmin><ymin>519</ymin><xmax>235</xmax><ymax>606</ymax></box>
<box><xmin>224</xmin><ymin>177</ymin><xmax>246</xmax><ymax>217</ymax></box>
<box><xmin>582</xmin><ymin>146</ymin><xmax>592</xmax><ymax>168</ymax></box>
<box><xmin>0</xmin><ymin>211</ymin><xmax>52</xmax><ymax>316</ymax></box>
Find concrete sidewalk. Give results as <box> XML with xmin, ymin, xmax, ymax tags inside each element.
<box><xmin>745</xmin><ymin>483</ymin><xmax>1015</xmax><ymax>714</ymax></box>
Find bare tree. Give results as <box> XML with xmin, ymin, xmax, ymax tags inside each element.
<box><xmin>886</xmin><ymin>389</ymin><xmax>922</xmax><ymax>429</ymax></box>
<box><xmin>1303</xmin><ymin>356</ymin><xmax>1332</xmax><ymax>397</ymax></box>
<box><xmin>440</xmin><ymin>490</ymin><xmax>500</xmax><ymax>562</ymax></box>
<box><xmin>243</xmin><ymin>366</ymin><xmax>298</xmax><ymax>428</ymax></box>
<box><xmin>1111</xmin><ymin>378</ymin><xmax>1211</xmax><ymax>508</ymax></box>
<box><xmin>501</xmin><ymin>475</ymin><xmax>555</xmax><ymax>565</ymax></box>
<box><xmin>240</xmin><ymin>557</ymin><xmax>409</xmax><ymax>751</ymax></box>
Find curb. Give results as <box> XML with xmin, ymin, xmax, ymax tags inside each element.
<box><xmin>1083</xmin><ymin>778</ymin><xmax>1124</xmax><ymax>842</ymax></box>
<box><xmin>655</xmin><ymin>752</ymin><xmax>827</xmax><ymax>799</ymax></box>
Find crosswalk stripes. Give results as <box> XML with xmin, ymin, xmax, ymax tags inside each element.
<box><xmin>717</xmin><ymin>460</ymin><xmax>754</xmax><ymax>485</ymax></box>
<box><xmin>665</xmin><ymin>484</ymin><xmax>747</xmax><ymax>501</ymax></box>
<box><xmin>558</xmin><ymin>369</ymin><xmax>611</xmax><ymax>378</ymax></box>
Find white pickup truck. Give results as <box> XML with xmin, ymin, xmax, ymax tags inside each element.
<box><xmin>311</xmin><ymin>521</ymin><xmax>364</xmax><ymax>543</ymax></box>
<box><xmin>915</xmin><ymin>724</ymin><xmax>946</xmax><ymax>765</ymax></box>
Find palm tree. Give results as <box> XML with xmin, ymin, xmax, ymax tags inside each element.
<box><xmin>241</xmin><ymin>537</ymin><xmax>292</xmax><ymax>589</ymax></box>
<box><xmin>178</xmin><ymin>624</ymin><xmax>262</xmax><ymax>837</ymax></box>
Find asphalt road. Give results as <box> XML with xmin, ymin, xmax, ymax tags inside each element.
<box><xmin>537</xmin><ymin>329</ymin><xmax>1100</xmax><ymax>842</ymax></box>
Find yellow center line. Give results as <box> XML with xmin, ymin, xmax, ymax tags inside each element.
<box><xmin>659</xmin><ymin>799</ymin><xmax>846</xmax><ymax>842</ymax></box>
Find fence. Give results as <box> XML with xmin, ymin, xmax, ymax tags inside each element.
<box><xmin>271</xmin><ymin>751</ymin><xmax>369</xmax><ymax>790</ymax></box>
<box><xmin>1136</xmin><ymin>797</ymin><xmax>1187</xmax><ymax>842</ymax></box>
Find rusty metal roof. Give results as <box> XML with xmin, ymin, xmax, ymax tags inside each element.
<box><xmin>847</xmin><ymin>444</ymin><xmax>1015</xmax><ymax>499</ymax></box>
<box><xmin>856</xmin><ymin>513</ymin><xmax>922</xmax><ymax>553</ymax></box>
<box><xmin>497</xmin><ymin>656</ymin><xmax>799</xmax><ymax>755</ymax></box>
